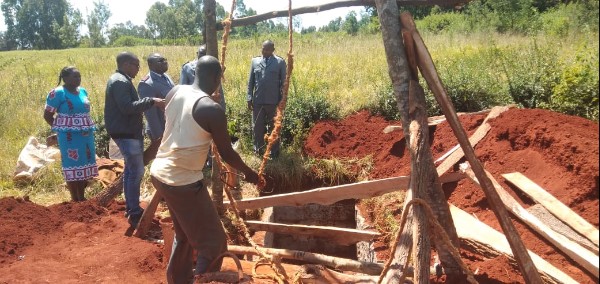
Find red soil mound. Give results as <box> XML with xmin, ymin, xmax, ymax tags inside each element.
<box><xmin>0</xmin><ymin>197</ymin><xmax>166</xmax><ymax>283</ymax></box>
<box><xmin>303</xmin><ymin>108</ymin><xmax>599</xmax><ymax>283</ymax></box>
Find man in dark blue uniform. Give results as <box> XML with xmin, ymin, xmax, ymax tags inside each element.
<box><xmin>138</xmin><ymin>53</ymin><xmax>174</xmax><ymax>157</ymax></box>
<box><xmin>247</xmin><ymin>40</ymin><xmax>286</xmax><ymax>157</ymax></box>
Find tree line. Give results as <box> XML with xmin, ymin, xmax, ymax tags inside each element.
<box><xmin>1</xmin><ymin>0</ymin><xmax>597</xmax><ymax>51</ymax></box>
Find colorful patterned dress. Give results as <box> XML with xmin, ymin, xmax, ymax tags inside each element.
<box><xmin>45</xmin><ymin>86</ymin><xmax>98</xmax><ymax>182</ymax></box>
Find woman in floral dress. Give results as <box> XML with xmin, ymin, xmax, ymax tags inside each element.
<box><xmin>43</xmin><ymin>66</ymin><xmax>98</xmax><ymax>201</ymax></box>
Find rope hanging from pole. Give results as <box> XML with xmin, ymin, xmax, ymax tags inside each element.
<box><xmin>257</xmin><ymin>0</ymin><xmax>295</xmax><ymax>180</ymax></box>
<box><xmin>215</xmin><ymin>0</ymin><xmax>297</xmax><ymax>282</ymax></box>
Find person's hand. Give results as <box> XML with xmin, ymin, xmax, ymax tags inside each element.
<box><xmin>153</xmin><ymin>98</ymin><xmax>166</xmax><ymax>110</ymax></box>
<box><xmin>243</xmin><ymin>170</ymin><xmax>259</xmax><ymax>185</ymax></box>
<box><xmin>247</xmin><ymin>101</ymin><xmax>253</xmax><ymax>111</ymax></box>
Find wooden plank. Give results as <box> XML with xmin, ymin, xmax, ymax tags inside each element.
<box><xmin>435</xmin><ymin>105</ymin><xmax>511</xmax><ymax>174</ymax></box>
<box><xmin>134</xmin><ymin>190</ymin><xmax>162</xmax><ymax>238</ymax></box>
<box><xmin>401</xmin><ymin>11</ymin><xmax>542</xmax><ymax>283</ymax></box>
<box><xmin>228</xmin><ymin>245</ymin><xmax>384</xmax><ymax>275</ymax></box>
<box><xmin>383</xmin><ymin>109</ymin><xmax>492</xmax><ymax>134</ymax></box>
<box><xmin>502</xmin><ymin>172</ymin><xmax>600</xmax><ymax>247</ymax></box>
<box><xmin>246</xmin><ymin>220</ymin><xmax>380</xmax><ymax>246</ymax></box>
<box><xmin>462</xmin><ymin>166</ymin><xmax>599</xmax><ymax>278</ymax></box>
<box><xmin>224</xmin><ymin>173</ymin><xmax>463</xmax><ymax>210</ymax></box>
<box><xmin>450</xmin><ymin>204</ymin><xmax>578</xmax><ymax>284</ymax></box>
<box><xmin>527</xmin><ymin>204</ymin><xmax>599</xmax><ymax>255</ymax></box>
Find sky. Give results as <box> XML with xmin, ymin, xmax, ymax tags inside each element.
<box><xmin>1</xmin><ymin>0</ymin><xmax>365</xmax><ymax>32</ymax></box>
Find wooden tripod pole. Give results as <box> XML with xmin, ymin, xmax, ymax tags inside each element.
<box><xmin>399</xmin><ymin>12</ymin><xmax>542</xmax><ymax>284</ymax></box>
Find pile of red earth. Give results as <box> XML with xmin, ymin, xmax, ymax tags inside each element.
<box><xmin>303</xmin><ymin>108</ymin><xmax>599</xmax><ymax>283</ymax></box>
<box><xmin>0</xmin><ymin>198</ymin><xmax>165</xmax><ymax>282</ymax></box>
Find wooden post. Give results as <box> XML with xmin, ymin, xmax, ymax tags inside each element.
<box><xmin>399</xmin><ymin>13</ymin><xmax>543</xmax><ymax>283</ymax></box>
<box><xmin>203</xmin><ymin>0</ymin><xmax>218</xmax><ymax>56</ymax></box>
<box><xmin>203</xmin><ymin>0</ymin><xmax>224</xmax><ymax>214</ymax></box>
<box><xmin>375</xmin><ymin>1</ymin><xmax>463</xmax><ymax>281</ymax></box>
<box><xmin>373</xmin><ymin>1</ymin><xmax>416</xmax><ymax>281</ymax></box>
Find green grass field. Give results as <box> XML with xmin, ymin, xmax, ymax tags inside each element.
<box><xmin>0</xmin><ymin>31</ymin><xmax>597</xmax><ymax>204</ymax></box>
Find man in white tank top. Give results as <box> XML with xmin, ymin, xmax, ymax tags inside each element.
<box><xmin>150</xmin><ymin>55</ymin><xmax>259</xmax><ymax>284</ymax></box>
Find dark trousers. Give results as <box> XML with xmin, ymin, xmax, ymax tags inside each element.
<box><xmin>252</xmin><ymin>104</ymin><xmax>280</xmax><ymax>156</ymax></box>
<box><xmin>151</xmin><ymin>177</ymin><xmax>227</xmax><ymax>284</ymax></box>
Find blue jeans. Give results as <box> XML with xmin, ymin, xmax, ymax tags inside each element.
<box><xmin>114</xmin><ymin>138</ymin><xmax>145</xmax><ymax>218</ymax></box>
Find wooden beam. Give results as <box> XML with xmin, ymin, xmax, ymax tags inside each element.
<box><xmin>450</xmin><ymin>204</ymin><xmax>578</xmax><ymax>284</ymax></box>
<box><xmin>228</xmin><ymin>245</ymin><xmax>384</xmax><ymax>275</ymax></box>
<box><xmin>502</xmin><ymin>172</ymin><xmax>599</xmax><ymax>248</ymax></box>
<box><xmin>134</xmin><ymin>190</ymin><xmax>162</xmax><ymax>238</ymax></box>
<box><xmin>245</xmin><ymin>220</ymin><xmax>380</xmax><ymax>246</ymax></box>
<box><xmin>224</xmin><ymin>173</ymin><xmax>463</xmax><ymax>210</ymax></box>
<box><xmin>435</xmin><ymin>105</ymin><xmax>511</xmax><ymax>174</ymax></box>
<box><xmin>218</xmin><ymin>0</ymin><xmax>468</xmax><ymax>30</ymax></box>
<box><xmin>462</xmin><ymin>166</ymin><xmax>599</xmax><ymax>278</ymax></box>
<box><xmin>400</xmin><ymin>12</ymin><xmax>543</xmax><ymax>283</ymax></box>
<box><xmin>383</xmin><ymin>109</ymin><xmax>492</xmax><ymax>134</ymax></box>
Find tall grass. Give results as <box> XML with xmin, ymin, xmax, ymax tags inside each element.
<box><xmin>0</xmin><ymin>30</ymin><xmax>597</xmax><ymax>201</ymax></box>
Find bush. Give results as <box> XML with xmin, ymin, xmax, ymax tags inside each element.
<box><xmin>419</xmin><ymin>12</ymin><xmax>467</xmax><ymax>34</ymax></box>
<box><xmin>435</xmin><ymin>46</ymin><xmax>510</xmax><ymax>112</ymax></box>
<box><xmin>550</xmin><ymin>45</ymin><xmax>599</xmax><ymax>120</ymax></box>
<box><xmin>493</xmin><ymin>41</ymin><xmax>560</xmax><ymax>109</ymax></box>
<box><xmin>366</xmin><ymin>84</ymin><xmax>401</xmax><ymax>120</ymax></box>
<box><xmin>282</xmin><ymin>90</ymin><xmax>338</xmax><ymax>151</ymax></box>
<box><xmin>112</xmin><ymin>36</ymin><xmax>153</xmax><ymax>47</ymax></box>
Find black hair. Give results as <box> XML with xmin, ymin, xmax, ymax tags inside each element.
<box><xmin>57</xmin><ymin>66</ymin><xmax>77</xmax><ymax>86</ymax></box>
<box><xmin>195</xmin><ymin>55</ymin><xmax>222</xmax><ymax>93</ymax></box>
<box><xmin>116</xmin><ymin>52</ymin><xmax>138</xmax><ymax>67</ymax></box>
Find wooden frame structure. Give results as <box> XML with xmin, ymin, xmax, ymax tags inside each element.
<box><xmin>91</xmin><ymin>1</ymin><xmax>598</xmax><ymax>282</ymax></box>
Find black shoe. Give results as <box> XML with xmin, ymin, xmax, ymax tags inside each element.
<box><xmin>128</xmin><ymin>209</ymin><xmax>144</xmax><ymax>227</ymax></box>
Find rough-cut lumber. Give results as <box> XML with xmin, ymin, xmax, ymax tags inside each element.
<box><xmin>450</xmin><ymin>204</ymin><xmax>578</xmax><ymax>284</ymax></box>
<box><xmin>246</xmin><ymin>220</ymin><xmax>380</xmax><ymax>246</ymax></box>
<box><xmin>217</xmin><ymin>0</ymin><xmax>467</xmax><ymax>30</ymax></box>
<box><xmin>502</xmin><ymin>172</ymin><xmax>600</xmax><ymax>247</ymax></box>
<box><xmin>383</xmin><ymin>109</ymin><xmax>492</xmax><ymax>134</ymax></box>
<box><xmin>435</xmin><ymin>105</ymin><xmax>511</xmax><ymax>174</ymax></box>
<box><xmin>133</xmin><ymin>190</ymin><xmax>162</xmax><ymax>238</ymax></box>
<box><xmin>223</xmin><ymin>173</ymin><xmax>463</xmax><ymax>210</ymax></box>
<box><xmin>527</xmin><ymin>204</ymin><xmax>599</xmax><ymax>255</ymax></box>
<box><xmin>400</xmin><ymin>12</ymin><xmax>543</xmax><ymax>283</ymax></box>
<box><xmin>228</xmin><ymin>245</ymin><xmax>384</xmax><ymax>275</ymax></box>
<box><xmin>95</xmin><ymin>143</ymin><xmax>159</xmax><ymax>207</ymax></box>
<box><xmin>462</xmin><ymin>166</ymin><xmax>600</xmax><ymax>278</ymax></box>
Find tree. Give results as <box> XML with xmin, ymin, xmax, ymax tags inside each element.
<box><xmin>108</xmin><ymin>21</ymin><xmax>151</xmax><ymax>45</ymax></box>
<box><xmin>87</xmin><ymin>1</ymin><xmax>111</xmax><ymax>47</ymax></box>
<box><xmin>342</xmin><ymin>11</ymin><xmax>359</xmax><ymax>35</ymax></box>
<box><xmin>1</xmin><ymin>0</ymin><xmax>81</xmax><ymax>50</ymax></box>
<box><xmin>319</xmin><ymin>17</ymin><xmax>342</xmax><ymax>32</ymax></box>
<box><xmin>145</xmin><ymin>0</ymin><xmax>199</xmax><ymax>40</ymax></box>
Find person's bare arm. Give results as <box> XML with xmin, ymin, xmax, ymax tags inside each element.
<box><xmin>193</xmin><ymin>98</ymin><xmax>259</xmax><ymax>184</ymax></box>
<box><xmin>43</xmin><ymin>110</ymin><xmax>54</xmax><ymax>127</ymax></box>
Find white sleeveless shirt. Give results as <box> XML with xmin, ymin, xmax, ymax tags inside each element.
<box><xmin>150</xmin><ymin>86</ymin><xmax>212</xmax><ymax>186</ymax></box>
